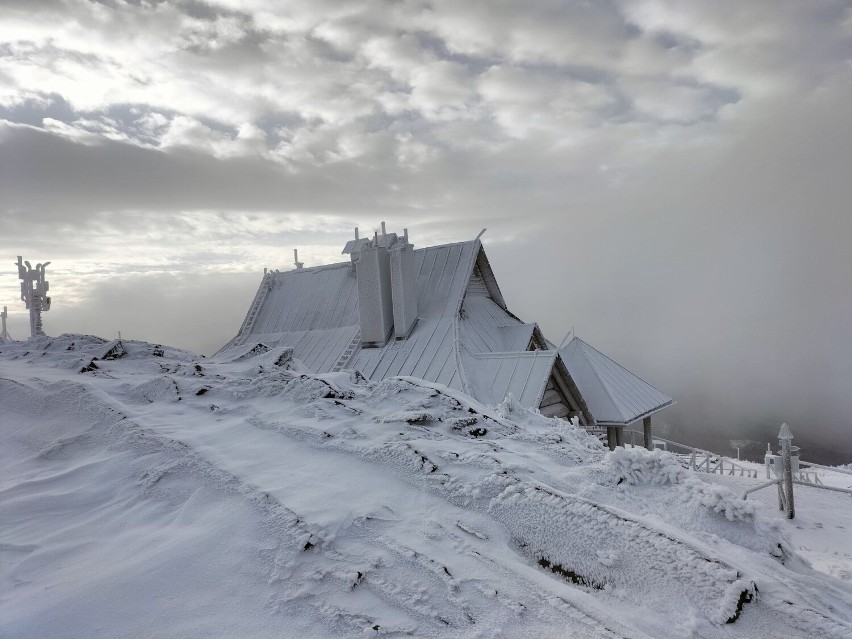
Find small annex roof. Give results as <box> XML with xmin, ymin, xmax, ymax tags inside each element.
<box><xmin>559</xmin><ymin>337</ymin><xmax>673</xmax><ymax>426</ymax></box>
<box><xmin>461</xmin><ymin>349</ymin><xmax>557</xmax><ymax>409</ymax></box>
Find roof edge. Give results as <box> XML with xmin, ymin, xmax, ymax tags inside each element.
<box><xmin>594</xmin><ymin>399</ymin><xmax>676</xmax><ymax>426</ymax></box>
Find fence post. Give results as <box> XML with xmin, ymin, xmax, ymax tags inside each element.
<box><xmin>779</xmin><ymin>423</ymin><xmax>795</xmax><ymax>519</ymax></box>
<box><xmin>765</xmin><ymin>443</ymin><xmax>772</xmax><ymax>479</ymax></box>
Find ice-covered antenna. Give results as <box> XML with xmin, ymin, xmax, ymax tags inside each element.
<box><xmin>0</xmin><ymin>305</ymin><xmax>10</xmax><ymax>342</ymax></box>
<box><xmin>403</xmin><ymin>228</ymin><xmax>409</xmax><ymax>243</ymax></box>
<box><xmin>293</xmin><ymin>249</ymin><xmax>304</xmax><ymax>270</ymax></box>
<box><xmin>16</xmin><ymin>255</ymin><xmax>51</xmax><ymax>337</ymax></box>
<box><xmin>381</xmin><ymin>221</ymin><xmax>387</xmax><ymax>236</ymax></box>
<box><xmin>476</xmin><ymin>228</ymin><xmax>487</xmax><ymax>240</ymax></box>
<box><xmin>557</xmin><ymin>326</ymin><xmax>574</xmax><ymax>349</ymax></box>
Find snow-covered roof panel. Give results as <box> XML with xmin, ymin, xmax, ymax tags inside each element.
<box><xmin>237</xmin><ymin>325</ymin><xmax>360</xmax><ymax>373</ymax></box>
<box><xmin>414</xmin><ymin>241</ymin><xmax>477</xmax><ymax>318</ymax></box>
<box><xmin>353</xmin><ymin>318</ymin><xmax>461</xmax><ymax>390</ymax></box>
<box><xmin>462</xmin><ymin>350</ymin><xmax>556</xmax><ymax>408</ymax></box>
<box><xmin>251</xmin><ymin>263</ymin><xmax>359</xmax><ymax>335</ymax></box>
<box><xmin>499</xmin><ymin>324</ymin><xmax>536</xmax><ymax>351</ymax></box>
<box><xmin>559</xmin><ymin>338</ymin><xmax>673</xmax><ymax>425</ymax></box>
<box><xmin>459</xmin><ymin>296</ymin><xmax>525</xmax><ymax>353</ymax></box>
<box><xmin>342</xmin><ymin>238</ymin><xmax>372</xmax><ymax>254</ymax></box>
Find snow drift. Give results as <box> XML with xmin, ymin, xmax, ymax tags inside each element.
<box><xmin>2</xmin><ymin>334</ymin><xmax>851</xmax><ymax>638</ymax></box>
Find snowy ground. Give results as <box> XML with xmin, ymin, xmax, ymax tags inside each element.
<box><xmin>1</xmin><ymin>335</ymin><xmax>851</xmax><ymax>638</ymax></box>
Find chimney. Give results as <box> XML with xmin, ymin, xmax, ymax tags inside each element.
<box><xmin>356</xmin><ymin>233</ymin><xmax>394</xmax><ymax>347</ymax></box>
<box><xmin>389</xmin><ymin>228</ymin><xmax>418</xmax><ymax>339</ymax></box>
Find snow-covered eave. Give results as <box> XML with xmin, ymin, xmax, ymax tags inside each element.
<box><xmin>594</xmin><ymin>399</ymin><xmax>676</xmax><ymax>427</ymax></box>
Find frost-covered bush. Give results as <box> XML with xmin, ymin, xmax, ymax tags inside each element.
<box><xmin>495</xmin><ymin>393</ymin><xmax>525</xmax><ymax>420</ymax></box>
<box><xmin>608</xmin><ymin>447</ymin><xmax>686</xmax><ymax>485</ymax></box>
<box><xmin>609</xmin><ymin>447</ymin><xmax>756</xmax><ymax>522</ymax></box>
<box><xmin>682</xmin><ymin>480</ymin><xmax>755</xmax><ymax>522</ymax></box>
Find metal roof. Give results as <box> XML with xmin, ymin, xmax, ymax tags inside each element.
<box><xmin>221</xmin><ymin>241</ymin><xmax>479</xmax><ymax>382</ymax></box>
<box><xmin>218</xmin><ymin>236</ymin><xmax>672</xmax><ymax>420</ymax></box>
<box><xmin>459</xmin><ymin>296</ymin><xmax>526</xmax><ymax>352</ymax></box>
<box><xmin>461</xmin><ymin>349</ymin><xmax>557</xmax><ymax>409</ymax></box>
<box><xmin>559</xmin><ymin>337</ymin><xmax>673</xmax><ymax>425</ymax></box>
<box><xmin>252</xmin><ymin>263</ymin><xmax>359</xmax><ymax>334</ymax></box>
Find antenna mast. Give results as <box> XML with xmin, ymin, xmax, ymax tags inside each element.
<box><xmin>16</xmin><ymin>256</ymin><xmax>52</xmax><ymax>337</ymax></box>
<box><xmin>0</xmin><ymin>306</ymin><xmax>10</xmax><ymax>342</ymax></box>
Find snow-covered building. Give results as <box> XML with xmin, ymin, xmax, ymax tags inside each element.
<box><xmin>219</xmin><ymin>226</ymin><xmax>673</xmax><ymax>448</ymax></box>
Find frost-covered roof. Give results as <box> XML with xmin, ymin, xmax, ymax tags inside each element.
<box><xmin>219</xmin><ymin>235</ymin><xmax>672</xmax><ymax>419</ymax></box>
<box><xmin>220</xmin><ymin>241</ymin><xmax>481</xmax><ymax>383</ymax></box>
<box><xmin>462</xmin><ymin>349</ymin><xmax>557</xmax><ymax>408</ymax></box>
<box><xmin>559</xmin><ymin>337</ymin><xmax>673</xmax><ymax>425</ymax></box>
<box><xmin>253</xmin><ymin>263</ymin><xmax>359</xmax><ymax>333</ymax></box>
<box><xmin>458</xmin><ymin>296</ymin><xmax>528</xmax><ymax>352</ymax></box>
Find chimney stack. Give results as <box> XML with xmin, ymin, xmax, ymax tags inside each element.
<box><xmin>356</xmin><ymin>235</ymin><xmax>394</xmax><ymax>347</ymax></box>
<box><xmin>389</xmin><ymin>228</ymin><xmax>418</xmax><ymax>339</ymax></box>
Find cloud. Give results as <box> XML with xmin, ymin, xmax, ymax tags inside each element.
<box><xmin>1</xmin><ymin>0</ymin><xmax>851</xmax><ymax>459</ymax></box>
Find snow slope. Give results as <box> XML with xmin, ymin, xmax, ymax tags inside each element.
<box><xmin>1</xmin><ymin>335</ymin><xmax>851</xmax><ymax>638</ymax></box>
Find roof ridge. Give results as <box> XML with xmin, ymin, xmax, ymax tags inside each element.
<box><xmin>413</xmin><ymin>238</ymin><xmax>478</xmax><ymax>253</ymax></box>
<box><xmin>451</xmin><ymin>239</ymin><xmax>483</xmax><ymax>396</ymax></box>
<box><xmin>274</xmin><ymin>261</ymin><xmax>351</xmax><ymax>274</ymax></box>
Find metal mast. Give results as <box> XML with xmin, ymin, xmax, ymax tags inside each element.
<box><xmin>16</xmin><ymin>256</ymin><xmax>52</xmax><ymax>337</ymax></box>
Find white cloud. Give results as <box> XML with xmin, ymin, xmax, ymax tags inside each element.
<box><xmin>2</xmin><ymin>0</ymin><xmax>851</xmax><ymax>454</ymax></box>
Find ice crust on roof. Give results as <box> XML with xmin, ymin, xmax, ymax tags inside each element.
<box><xmin>560</xmin><ymin>337</ymin><xmax>674</xmax><ymax>425</ymax></box>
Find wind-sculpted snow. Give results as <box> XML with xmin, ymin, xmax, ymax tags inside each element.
<box><xmin>609</xmin><ymin>446</ymin><xmax>688</xmax><ymax>485</ymax></box>
<box><xmin>609</xmin><ymin>447</ymin><xmax>756</xmax><ymax>522</ymax></box>
<box><xmin>2</xmin><ymin>334</ymin><xmax>852</xmax><ymax>638</ymax></box>
<box><xmin>491</xmin><ymin>479</ymin><xmax>754</xmax><ymax>624</ymax></box>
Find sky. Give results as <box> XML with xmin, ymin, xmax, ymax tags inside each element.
<box><xmin>1</xmin><ymin>0</ymin><xmax>851</xmax><ymax>460</ymax></box>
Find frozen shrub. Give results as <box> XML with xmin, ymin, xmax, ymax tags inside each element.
<box><xmin>682</xmin><ymin>480</ymin><xmax>755</xmax><ymax>522</ymax></box>
<box><xmin>608</xmin><ymin>447</ymin><xmax>687</xmax><ymax>485</ymax></box>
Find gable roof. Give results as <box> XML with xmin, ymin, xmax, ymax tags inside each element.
<box><xmin>219</xmin><ymin>240</ymin><xmax>482</xmax><ymax>380</ymax></box>
<box><xmin>218</xmin><ymin>233</ymin><xmax>673</xmax><ymax>423</ymax></box>
<box><xmin>559</xmin><ymin>337</ymin><xmax>673</xmax><ymax>425</ymax></box>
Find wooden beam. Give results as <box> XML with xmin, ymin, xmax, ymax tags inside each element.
<box><xmin>615</xmin><ymin>426</ymin><xmax>624</xmax><ymax>448</ymax></box>
<box><xmin>643</xmin><ymin>416</ymin><xmax>653</xmax><ymax>450</ymax></box>
<box><xmin>607</xmin><ymin>426</ymin><xmax>617</xmax><ymax>450</ymax></box>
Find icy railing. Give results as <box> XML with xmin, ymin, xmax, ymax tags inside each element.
<box><xmin>623</xmin><ymin>430</ymin><xmax>759</xmax><ymax>479</ymax></box>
